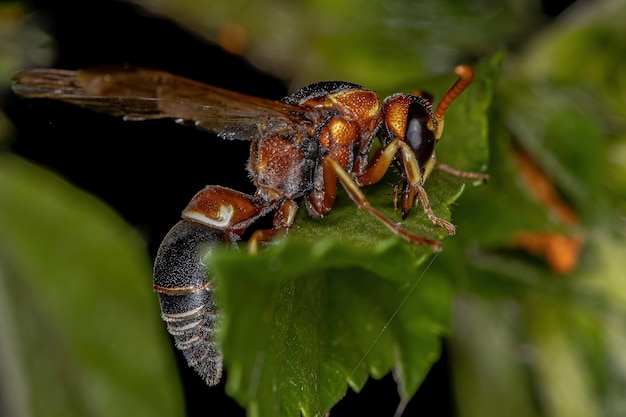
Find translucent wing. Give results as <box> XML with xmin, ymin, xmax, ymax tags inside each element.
<box><xmin>12</xmin><ymin>67</ymin><xmax>316</xmax><ymax>141</ymax></box>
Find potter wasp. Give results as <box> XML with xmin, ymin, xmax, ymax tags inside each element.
<box><xmin>12</xmin><ymin>65</ymin><xmax>487</xmax><ymax>385</ymax></box>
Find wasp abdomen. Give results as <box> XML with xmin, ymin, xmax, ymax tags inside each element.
<box><xmin>153</xmin><ymin>220</ymin><xmax>223</xmax><ymax>386</ymax></box>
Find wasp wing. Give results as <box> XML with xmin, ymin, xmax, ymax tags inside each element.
<box><xmin>12</xmin><ymin>67</ymin><xmax>313</xmax><ymax>141</ymax></box>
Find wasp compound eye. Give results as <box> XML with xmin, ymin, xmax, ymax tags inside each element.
<box><xmin>405</xmin><ymin>100</ymin><xmax>436</xmax><ymax>169</ymax></box>
<box><xmin>153</xmin><ymin>220</ymin><xmax>223</xmax><ymax>386</ymax></box>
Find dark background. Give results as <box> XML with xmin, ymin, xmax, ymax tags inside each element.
<box><xmin>4</xmin><ymin>0</ymin><xmax>577</xmax><ymax>415</ymax></box>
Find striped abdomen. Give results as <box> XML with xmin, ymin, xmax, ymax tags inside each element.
<box><xmin>153</xmin><ymin>220</ymin><xmax>223</xmax><ymax>385</ymax></box>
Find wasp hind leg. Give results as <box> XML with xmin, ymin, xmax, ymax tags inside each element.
<box><xmin>247</xmin><ymin>199</ymin><xmax>299</xmax><ymax>254</ymax></box>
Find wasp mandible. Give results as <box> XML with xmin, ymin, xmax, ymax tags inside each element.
<box><xmin>12</xmin><ymin>65</ymin><xmax>488</xmax><ymax>385</ymax></box>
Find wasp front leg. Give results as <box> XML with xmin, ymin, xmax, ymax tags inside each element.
<box><xmin>395</xmin><ymin>159</ymin><xmax>489</xmax><ymax>234</ymax></box>
<box><xmin>309</xmin><ymin>155</ymin><xmax>442</xmax><ymax>250</ymax></box>
<box><xmin>355</xmin><ymin>139</ymin><xmax>457</xmax><ymax>236</ymax></box>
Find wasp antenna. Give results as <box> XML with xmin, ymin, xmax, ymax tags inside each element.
<box><xmin>433</xmin><ymin>65</ymin><xmax>474</xmax><ymax>138</ymax></box>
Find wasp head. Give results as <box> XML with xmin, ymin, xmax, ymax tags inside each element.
<box><xmin>381</xmin><ymin>65</ymin><xmax>475</xmax><ymax>180</ymax></box>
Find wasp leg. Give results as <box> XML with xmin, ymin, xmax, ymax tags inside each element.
<box><xmin>355</xmin><ymin>138</ymin><xmax>409</xmax><ymax>186</ymax></box>
<box><xmin>413</xmin><ymin>180</ymin><xmax>456</xmax><ymax>235</ymax></box>
<box><xmin>436</xmin><ymin>162</ymin><xmax>489</xmax><ymax>183</ymax></box>
<box><xmin>247</xmin><ymin>199</ymin><xmax>299</xmax><ymax>254</ymax></box>
<box><xmin>322</xmin><ymin>157</ymin><xmax>441</xmax><ymax>250</ymax></box>
<box><xmin>354</xmin><ymin>139</ymin><xmax>456</xmax><ymax>236</ymax></box>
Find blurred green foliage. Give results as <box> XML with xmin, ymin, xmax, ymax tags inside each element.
<box><xmin>0</xmin><ymin>155</ymin><xmax>184</xmax><ymax>417</ymax></box>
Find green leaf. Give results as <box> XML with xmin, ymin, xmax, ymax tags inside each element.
<box><xmin>205</xmin><ymin>54</ymin><xmax>499</xmax><ymax>417</ymax></box>
<box><xmin>214</xmin><ymin>239</ymin><xmax>451</xmax><ymax>417</ymax></box>
<box><xmin>0</xmin><ymin>155</ymin><xmax>184</xmax><ymax>417</ymax></box>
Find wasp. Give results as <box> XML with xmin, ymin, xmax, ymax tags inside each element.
<box><xmin>12</xmin><ymin>65</ymin><xmax>487</xmax><ymax>385</ymax></box>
